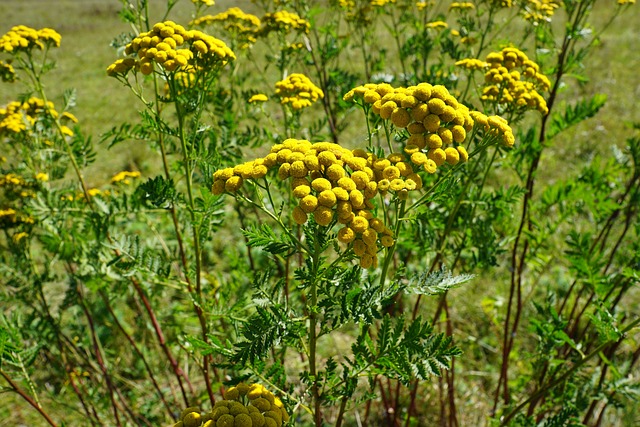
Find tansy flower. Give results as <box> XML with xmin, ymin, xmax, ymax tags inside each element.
<box><xmin>111</xmin><ymin>170</ymin><xmax>141</xmax><ymax>185</ymax></box>
<box><xmin>0</xmin><ymin>97</ymin><xmax>61</xmax><ymax>137</ymax></box>
<box><xmin>191</xmin><ymin>0</ymin><xmax>215</xmax><ymax>6</ymax></box>
<box><xmin>211</xmin><ymin>138</ymin><xmax>404</xmax><ymax>268</ymax></box>
<box><xmin>0</xmin><ymin>60</ymin><xmax>16</xmax><ymax>83</ymax></box>
<box><xmin>248</xmin><ymin>93</ymin><xmax>268</xmax><ymax>103</ymax></box>
<box><xmin>426</xmin><ymin>21</ymin><xmax>448</xmax><ymax>30</ymax></box>
<box><xmin>0</xmin><ymin>26</ymin><xmax>61</xmax><ymax>54</ymax></box>
<box><xmin>449</xmin><ymin>2</ymin><xmax>475</xmax><ymax>11</ymax></box>
<box><xmin>181</xmin><ymin>383</ymin><xmax>289</xmax><ymax>427</ymax></box>
<box><xmin>275</xmin><ymin>73</ymin><xmax>324</xmax><ymax>110</ymax></box>
<box><xmin>344</xmin><ymin>82</ymin><xmax>478</xmax><ymax>173</ymax></box>
<box><xmin>107</xmin><ymin>21</ymin><xmax>235</xmax><ymax>77</ymax></box>
<box><xmin>522</xmin><ymin>0</ymin><xmax>561</xmax><ymax>23</ymax></box>
<box><xmin>458</xmin><ymin>46</ymin><xmax>550</xmax><ymax>115</ymax></box>
<box><xmin>191</xmin><ymin>8</ymin><xmax>261</xmax><ymax>49</ymax></box>
<box><xmin>259</xmin><ymin>10</ymin><xmax>310</xmax><ymax>36</ymax></box>
<box><xmin>12</xmin><ymin>231</ymin><xmax>28</xmax><ymax>243</ymax></box>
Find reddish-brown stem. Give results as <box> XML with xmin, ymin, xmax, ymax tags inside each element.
<box><xmin>443</xmin><ymin>299</ymin><xmax>458</xmax><ymax>427</ymax></box>
<box><xmin>76</xmin><ymin>284</ymin><xmax>122</xmax><ymax>427</ymax></box>
<box><xmin>495</xmin><ymin>2</ymin><xmax>579</xmax><ymax>406</ymax></box>
<box><xmin>100</xmin><ymin>291</ymin><xmax>175</xmax><ymax>417</ymax></box>
<box><xmin>377</xmin><ymin>377</ymin><xmax>393</xmax><ymax>425</ymax></box>
<box><xmin>130</xmin><ymin>276</ymin><xmax>194</xmax><ymax>406</ymax></box>
<box><xmin>0</xmin><ymin>369</ymin><xmax>59</xmax><ymax>427</ymax></box>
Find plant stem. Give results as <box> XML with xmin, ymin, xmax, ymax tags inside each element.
<box><xmin>499</xmin><ymin>317</ymin><xmax>640</xmax><ymax>426</ymax></box>
<box><xmin>0</xmin><ymin>369</ymin><xmax>59</xmax><ymax>427</ymax></box>
<box><xmin>309</xmin><ymin>227</ymin><xmax>323</xmax><ymax>426</ymax></box>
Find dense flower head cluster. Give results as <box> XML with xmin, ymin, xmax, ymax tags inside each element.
<box><xmin>173</xmin><ymin>383</ymin><xmax>289</xmax><ymax>427</ymax></box>
<box><xmin>0</xmin><ymin>206</ymin><xmax>34</xmax><ymax>229</ymax></box>
<box><xmin>449</xmin><ymin>2</ymin><xmax>476</xmax><ymax>10</ymax></box>
<box><xmin>259</xmin><ymin>11</ymin><xmax>310</xmax><ymax>36</ymax></box>
<box><xmin>0</xmin><ymin>173</ymin><xmax>27</xmax><ymax>187</ymax></box>
<box><xmin>212</xmin><ymin>138</ymin><xmax>413</xmax><ymax>268</ymax></box>
<box><xmin>457</xmin><ymin>47</ymin><xmax>550</xmax><ymax>114</ymax></box>
<box><xmin>111</xmin><ymin>170</ymin><xmax>141</xmax><ymax>185</ymax></box>
<box><xmin>469</xmin><ymin>111</ymin><xmax>515</xmax><ymax>146</ymax></box>
<box><xmin>0</xmin><ymin>26</ymin><xmax>61</xmax><ymax>54</ymax></box>
<box><xmin>344</xmin><ymin>82</ymin><xmax>480</xmax><ymax>171</ymax></box>
<box><xmin>336</xmin><ymin>1</ymin><xmax>374</xmax><ymax>25</ymax></box>
<box><xmin>425</xmin><ymin>21</ymin><xmax>448</xmax><ymax>30</ymax></box>
<box><xmin>522</xmin><ymin>0</ymin><xmax>562</xmax><ymax>23</ymax></box>
<box><xmin>496</xmin><ymin>0</ymin><xmax>514</xmax><ymax>7</ymax></box>
<box><xmin>617</xmin><ymin>0</ymin><xmax>635</xmax><ymax>4</ymax></box>
<box><xmin>107</xmin><ymin>21</ymin><xmax>235</xmax><ymax>76</ymax></box>
<box><xmin>275</xmin><ymin>73</ymin><xmax>324</xmax><ymax>110</ymax></box>
<box><xmin>0</xmin><ymin>60</ymin><xmax>16</xmax><ymax>83</ymax></box>
<box><xmin>0</xmin><ymin>172</ymin><xmax>48</xmax><ymax>199</ymax></box>
<box><xmin>191</xmin><ymin>0</ymin><xmax>215</xmax><ymax>6</ymax></box>
<box><xmin>191</xmin><ymin>8</ymin><xmax>261</xmax><ymax>49</ymax></box>
<box><xmin>370</xmin><ymin>0</ymin><xmax>397</xmax><ymax>6</ymax></box>
<box><xmin>248</xmin><ymin>93</ymin><xmax>269</xmax><ymax>103</ymax></box>
<box><xmin>0</xmin><ymin>98</ymin><xmax>76</xmax><ymax>136</ymax></box>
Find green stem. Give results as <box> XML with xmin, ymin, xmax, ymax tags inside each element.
<box><xmin>378</xmin><ymin>199</ymin><xmax>406</xmax><ymax>289</ymax></box>
<box><xmin>308</xmin><ymin>227</ymin><xmax>323</xmax><ymax>426</ymax></box>
<box><xmin>170</xmin><ymin>75</ymin><xmax>216</xmax><ymax>406</ymax></box>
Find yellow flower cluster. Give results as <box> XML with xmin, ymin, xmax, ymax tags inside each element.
<box><xmin>212</xmin><ymin>138</ymin><xmax>409</xmax><ymax>268</ymax></box>
<box><xmin>458</xmin><ymin>47</ymin><xmax>550</xmax><ymax>114</ymax></box>
<box><xmin>0</xmin><ymin>208</ymin><xmax>17</xmax><ymax>222</ymax></box>
<box><xmin>107</xmin><ymin>21</ymin><xmax>235</xmax><ymax>76</ymax></box>
<box><xmin>248</xmin><ymin>94</ymin><xmax>269</xmax><ymax>103</ymax></box>
<box><xmin>617</xmin><ymin>0</ymin><xmax>636</xmax><ymax>4</ymax></box>
<box><xmin>522</xmin><ymin>0</ymin><xmax>561</xmax><ymax>23</ymax></box>
<box><xmin>0</xmin><ymin>60</ymin><xmax>16</xmax><ymax>83</ymax></box>
<box><xmin>496</xmin><ymin>0</ymin><xmax>513</xmax><ymax>7</ymax></box>
<box><xmin>0</xmin><ymin>172</ymin><xmax>47</xmax><ymax>199</ymax></box>
<box><xmin>173</xmin><ymin>383</ymin><xmax>289</xmax><ymax>427</ymax></box>
<box><xmin>449</xmin><ymin>2</ymin><xmax>475</xmax><ymax>10</ymax></box>
<box><xmin>259</xmin><ymin>11</ymin><xmax>310</xmax><ymax>35</ymax></box>
<box><xmin>0</xmin><ymin>26</ymin><xmax>61</xmax><ymax>53</ymax></box>
<box><xmin>468</xmin><ymin>111</ymin><xmax>515</xmax><ymax>146</ymax></box>
<box><xmin>344</xmin><ymin>82</ymin><xmax>478</xmax><ymax>170</ymax></box>
<box><xmin>12</xmin><ymin>231</ymin><xmax>28</xmax><ymax>243</ymax></box>
<box><xmin>191</xmin><ymin>0</ymin><xmax>215</xmax><ymax>6</ymax></box>
<box><xmin>0</xmin><ymin>207</ymin><xmax>33</xmax><ymax>228</ymax></box>
<box><xmin>275</xmin><ymin>73</ymin><xmax>324</xmax><ymax>110</ymax></box>
<box><xmin>0</xmin><ymin>98</ymin><xmax>69</xmax><ymax>135</ymax></box>
<box><xmin>370</xmin><ymin>0</ymin><xmax>397</xmax><ymax>6</ymax></box>
<box><xmin>0</xmin><ymin>173</ymin><xmax>26</xmax><ymax>187</ymax></box>
<box><xmin>425</xmin><ymin>21</ymin><xmax>448</xmax><ymax>30</ymax></box>
<box><xmin>111</xmin><ymin>170</ymin><xmax>141</xmax><ymax>185</ymax></box>
<box><xmin>191</xmin><ymin>8</ymin><xmax>261</xmax><ymax>49</ymax></box>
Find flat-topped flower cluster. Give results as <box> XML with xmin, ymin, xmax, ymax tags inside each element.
<box><xmin>107</xmin><ymin>21</ymin><xmax>235</xmax><ymax>76</ymax></box>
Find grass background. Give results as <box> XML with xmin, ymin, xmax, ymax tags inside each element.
<box><xmin>1</xmin><ymin>0</ymin><xmax>639</xmax><ymax>425</ymax></box>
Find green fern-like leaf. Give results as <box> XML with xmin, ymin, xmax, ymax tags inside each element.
<box><xmin>243</xmin><ymin>224</ymin><xmax>296</xmax><ymax>256</ymax></box>
<box><xmin>406</xmin><ymin>267</ymin><xmax>475</xmax><ymax>296</ymax></box>
<box><xmin>547</xmin><ymin>94</ymin><xmax>607</xmax><ymax>140</ymax></box>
